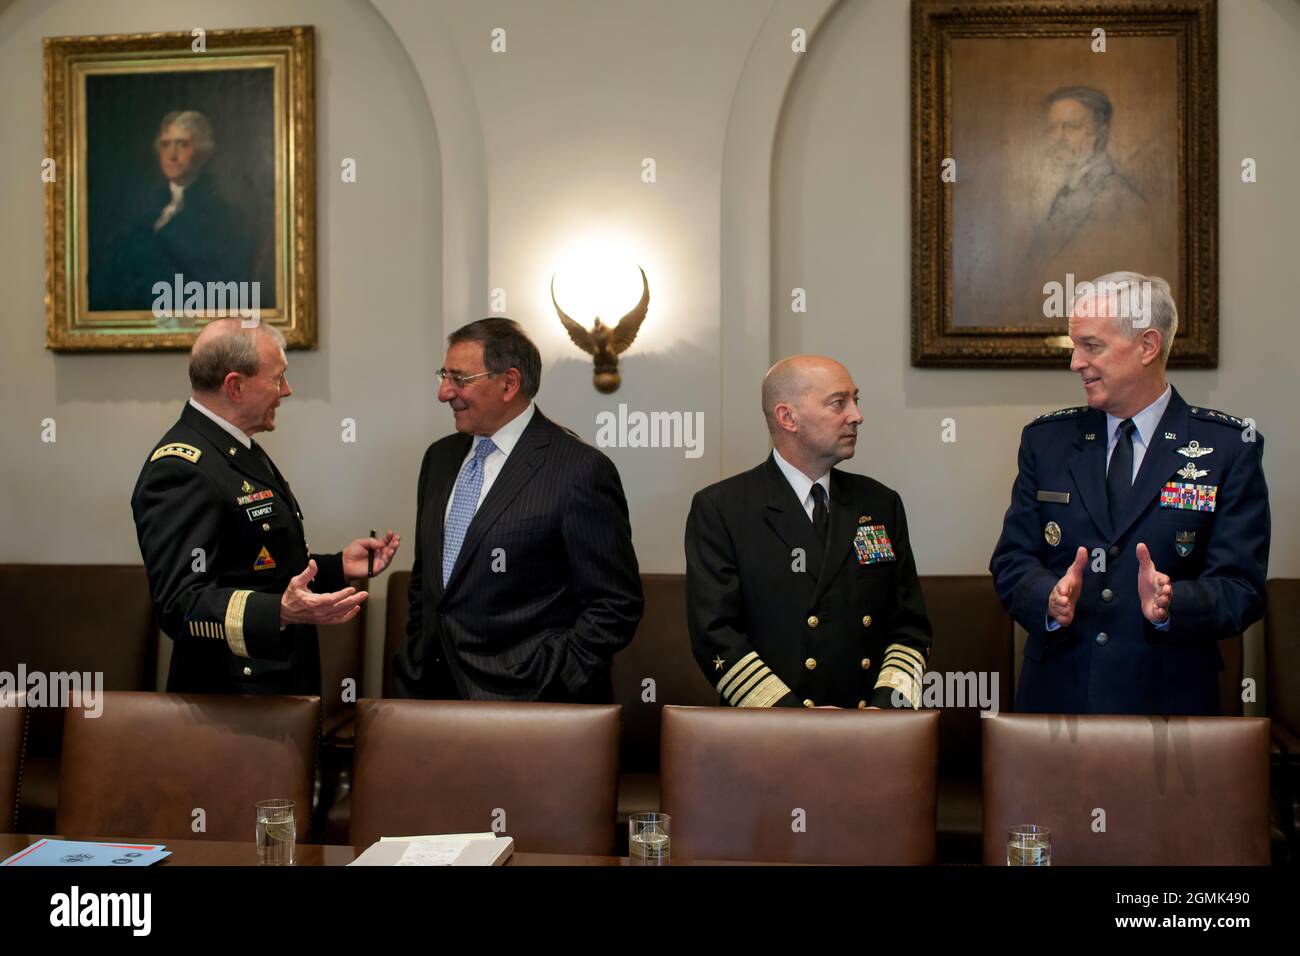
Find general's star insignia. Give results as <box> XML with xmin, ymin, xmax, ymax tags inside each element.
<box><xmin>713</xmin><ymin>656</ymin><xmax>725</xmax><ymax>671</ymax></box>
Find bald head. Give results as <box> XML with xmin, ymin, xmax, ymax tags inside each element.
<box><xmin>189</xmin><ymin>319</ymin><xmax>285</xmax><ymax>393</ymax></box>
<box><xmin>762</xmin><ymin>355</ymin><xmax>863</xmax><ymax>477</ymax></box>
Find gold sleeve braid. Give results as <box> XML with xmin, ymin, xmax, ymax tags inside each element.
<box><xmin>224</xmin><ymin>589</ymin><xmax>253</xmax><ymax>659</ymax></box>
<box><xmin>875</xmin><ymin>643</ymin><xmax>926</xmax><ymax>709</ymax></box>
<box><xmin>717</xmin><ymin>650</ymin><xmax>793</xmax><ymax>708</ymax></box>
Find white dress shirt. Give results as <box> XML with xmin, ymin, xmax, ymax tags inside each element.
<box><xmin>188</xmin><ymin>397</ymin><xmax>251</xmax><ymax>449</ymax></box>
<box><xmin>771</xmin><ymin>448</ymin><xmax>830</xmax><ymax>523</ymax></box>
<box><xmin>444</xmin><ymin>402</ymin><xmax>536</xmax><ymax>523</ymax></box>
<box><xmin>1105</xmin><ymin>384</ymin><xmax>1172</xmax><ymax>481</ymax></box>
<box><xmin>154</xmin><ymin>181</ymin><xmax>186</xmax><ymax>232</ymax></box>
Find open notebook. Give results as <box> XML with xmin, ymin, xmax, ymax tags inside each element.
<box><xmin>348</xmin><ymin>832</ymin><xmax>514</xmax><ymax>867</ymax></box>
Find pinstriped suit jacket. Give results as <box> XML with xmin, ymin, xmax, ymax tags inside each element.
<box><xmin>393</xmin><ymin>408</ymin><xmax>644</xmax><ymax>700</ymax></box>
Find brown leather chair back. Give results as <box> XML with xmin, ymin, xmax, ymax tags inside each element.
<box><xmin>660</xmin><ymin>705</ymin><xmax>940</xmax><ymax>864</ymax></box>
<box><xmin>1266</xmin><ymin>579</ymin><xmax>1299</xmax><ymax>735</ymax></box>
<box><xmin>383</xmin><ymin>571</ymin><xmax>412</xmax><ymax>698</ymax></box>
<box><xmin>318</xmin><ymin>578</ymin><xmax>367</xmax><ymax>736</ymax></box>
<box><xmin>613</xmin><ymin>574</ymin><xmax>716</xmax><ymax>772</ymax></box>
<box><xmin>982</xmin><ymin>713</ymin><xmax>1270</xmax><ymax>865</ymax></box>
<box><xmin>919</xmin><ymin>575</ymin><xmax>1014</xmax><ymax>778</ymax></box>
<box><xmin>57</xmin><ymin>692</ymin><xmax>320</xmax><ymax>842</ymax></box>
<box><xmin>0</xmin><ymin>694</ymin><xmax>26</xmax><ymax>831</ymax></box>
<box><xmin>351</xmin><ymin>699</ymin><xmax>621</xmax><ymax>852</ymax></box>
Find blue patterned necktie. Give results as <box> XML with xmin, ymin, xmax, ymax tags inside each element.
<box><xmin>442</xmin><ymin>438</ymin><xmax>497</xmax><ymax>586</ymax></box>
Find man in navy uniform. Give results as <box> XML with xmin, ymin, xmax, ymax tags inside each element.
<box><xmin>991</xmin><ymin>272</ymin><xmax>1269</xmax><ymax>715</ymax></box>
<box><xmin>131</xmin><ymin>319</ymin><xmax>400</xmax><ymax>695</ymax></box>
<box><xmin>686</xmin><ymin>355</ymin><xmax>932</xmax><ymax>709</ymax></box>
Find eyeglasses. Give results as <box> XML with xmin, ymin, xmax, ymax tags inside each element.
<box><xmin>436</xmin><ymin>368</ymin><xmax>496</xmax><ymax>389</ymax></box>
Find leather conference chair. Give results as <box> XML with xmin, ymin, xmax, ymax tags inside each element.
<box><xmin>350</xmin><ymin>698</ymin><xmax>622</xmax><ymax>854</ymax></box>
<box><xmin>921</xmin><ymin>574</ymin><xmax>1015</xmax><ymax>863</ymax></box>
<box><xmin>660</xmin><ymin>705</ymin><xmax>941</xmax><ymax>864</ymax></box>
<box><xmin>56</xmin><ymin>691</ymin><xmax>320</xmax><ymax>843</ymax></box>
<box><xmin>1266</xmin><ymin>578</ymin><xmax>1300</xmax><ymax>857</ymax></box>
<box><xmin>0</xmin><ymin>693</ymin><xmax>26</xmax><ymax>832</ymax></box>
<box><xmin>982</xmin><ymin>713</ymin><xmax>1270</xmax><ymax>865</ymax></box>
<box><xmin>0</xmin><ymin>564</ymin><xmax>158</xmax><ymax>832</ymax></box>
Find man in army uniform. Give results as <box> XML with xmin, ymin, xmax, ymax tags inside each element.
<box><xmin>131</xmin><ymin>319</ymin><xmax>400</xmax><ymax>695</ymax></box>
<box><xmin>991</xmin><ymin>272</ymin><xmax>1269</xmax><ymax>715</ymax></box>
<box><xmin>685</xmin><ymin>356</ymin><xmax>932</xmax><ymax>710</ymax></box>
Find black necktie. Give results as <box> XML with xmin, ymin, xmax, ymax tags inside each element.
<box><xmin>249</xmin><ymin>440</ymin><xmax>279</xmax><ymax>485</ymax></box>
<box><xmin>1107</xmin><ymin>418</ymin><xmax>1136</xmax><ymax>526</ymax></box>
<box><xmin>810</xmin><ymin>483</ymin><xmax>829</xmax><ymax>543</ymax></box>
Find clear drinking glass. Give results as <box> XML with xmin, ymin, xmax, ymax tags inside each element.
<box><xmin>256</xmin><ymin>799</ymin><xmax>296</xmax><ymax>866</ymax></box>
<box><xmin>1007</xmin><ymin>824</ymin><xmax>1051</xmax><ymax>866</ymax></box>
<box><xmin>629</xmin><ymin>811</ymin><xmax>671</xmax><ymax>865</ymax></box>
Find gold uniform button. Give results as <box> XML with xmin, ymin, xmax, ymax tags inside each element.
<box><xmin>858</xmin><ymin>700</ymin><xmax>867</xmax><ymax>709</ymax></box>
<box><xmin>860</xmin><ymin>657</ymin><xmax>871</xmax><ymax>670</ymax></box>
<box><xmin>862</xmin><ymin>615</ymin><xmax>872</xmax><ymax>627</ymax></box>
<box><xmin>228</xmin><ymin>447</ymin><xmax>238</xmax><ymax>456</ymax></box>
<box><xmin>262</xmin><ymin>523</ymin><xmax>271</xmax><ymax>532</ymax></box>
<box><xmin>805</xmin><ymin>657</ymin><xmax>817</xmax><ymax>671</ymax></box>
<box><xmin>242</xmin><ymin>666</ymin><xmax>252</xmax><ymax>677</ymax></box>
<box><xmin>807</xmin><ymin>615</ymin><xmax>819</xmax><ymax>628</ymax></box>
<box><xmin>803</xmin><ymin>699</ymin><xmax>815</xmax><ymax>708</ymax></box>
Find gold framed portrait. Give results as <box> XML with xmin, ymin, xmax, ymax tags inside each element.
<box><xmin>911</xmin><ymin>0</ymin><xmax>1218</xmax><ymax>367</ymax></box>
<box><xmin>44</xmin><ymin>25</ymin><xmax>316</xmax><ymax>351</ymax></box>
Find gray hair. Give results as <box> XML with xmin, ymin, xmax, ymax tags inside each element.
<box><xmin>447</xmin><ymin>318</ymin><xmax>542</xmax><ymax>399</ymax></box>
<box><xmin>1070</xmin><ymin>271</ymin><xmax>1178</xmax><ymax>363</ymax></box>
<box><xmin>156</xmin><ymin>110</ymin><xmax>215</xmax><ymax>160</ymax></box>
<box><xmin>1045</xmin><ymin>85</ymin><xmax>1113</xmax><ymax>153</ymax></box>
<box><xmin>189</xmin><ymin>320</ymin><xmax>285</xmax><ymax>392</ymax></box>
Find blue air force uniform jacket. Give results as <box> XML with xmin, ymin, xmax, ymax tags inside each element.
<box><xmin>131</xmin><ymin>403</ymin><xmax>346</xmax><ymax>695</ymax></box>
<box><xmin>989</xmin><ymin>387</ymin><xmax>1269</xmax><ymax>715</ymax></box>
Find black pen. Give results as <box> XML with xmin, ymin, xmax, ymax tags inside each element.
<box><xmin>367</xmin><ymin>529</ymin><xmax>376</xmax><ymax>578</ymax></box>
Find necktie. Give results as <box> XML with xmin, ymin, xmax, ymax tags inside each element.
<box><xmin>1106</xmin><ymin>418</ymin><xmax>1136</xmax><ymax>527</ymax></box>
<box><xmin>442</xmin><ymin>438</ymin><xmax>497</xmax><ymax>586</ymax></box>
<box><xmin>248</xmin><ymin>440</ymin><xmax>278</xmax><ymax>484</ymax></box>
<box><xmin>810</xmin><ymin>483</ymin><xmax>829</xmax><ymax>543</ymax></box>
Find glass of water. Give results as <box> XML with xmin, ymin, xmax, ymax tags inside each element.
<box><xmin>629</xmin><ymin>811</ymin><xmax>671</xmax><ymax>865</ymax></box>
<box><xmin>256</xmin><ymin>799</ymin><xmax>296</xmax><ymax>866</ymax></box>
<box><xmin>1007</xmin><ymin>824</ymin><xmax>1051</xmax><ymax>866</ymax></box>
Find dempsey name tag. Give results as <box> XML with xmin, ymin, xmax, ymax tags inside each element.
<box><xmin>246</xmin><ymin>504</ymin><xmax>275</xmax><ymax>521</ymax></box>
<box><xmin>854</xmin><ymin>524</ymin><xmax>896</xmax><ymax>564</ymax></box>
<box><xmin>1160</xmin><ymin>481</ymin><xmax>1217</xmax><ymax>512</ymax></box>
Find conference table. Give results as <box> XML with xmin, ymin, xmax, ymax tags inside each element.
<box><xmin>0</xmin><ymin>834</ymin><xmax>765</xmax><ymax>866</ymax></box>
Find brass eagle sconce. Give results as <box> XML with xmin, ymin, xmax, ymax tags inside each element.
<box><xmin>550</xmin><ymin>266</ymin><xmax>650</xmax><ymax>394</ymax></box>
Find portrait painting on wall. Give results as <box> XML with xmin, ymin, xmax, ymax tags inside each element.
<box><xmin>44</xmin><ymin>26</ymin><xmax>316</xmax><ymax>350</ymax></box>
<box><xmin>911</xmin><ymin>0</ymin><xmax>1218</xmax><ymax>367</ymax></box>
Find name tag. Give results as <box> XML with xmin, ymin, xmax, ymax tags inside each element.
<box><xmin>246</xmin><ymin>504</ymin><xmax>275</xmax><ymax>521</ymax></box>
<box><xmin>1036</xmin><ymin>490</ymin><xmax>1070</xmax><ymax>504</ymax></box>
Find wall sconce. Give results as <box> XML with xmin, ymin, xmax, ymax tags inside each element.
<box><xmin>550</xmin><ymin>266</ymin><xmax>650</xmax><ymax>394</ymax></box>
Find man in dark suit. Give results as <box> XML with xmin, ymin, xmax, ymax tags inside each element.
<box><xmin>991</xmin><ymin>272</ymin><xmax>1269</xmax><ymax>715</ymax></box>
<box><xmin>131</xmin><ymin>319</ymin><xmax>400</xmax><ymax>695</ymax></box>
<box><xmin>91</xmin><ymin>110</ymin><xmax>257</xmax><ymax>313</ymax></box>
<box><xmin>685</xmin><ymin>356</ymin><xmax>932</xmax><ymax>709</ymax></box>
<box><xmin>393</xmin><ymin>318</ymin><xmax>643</xmax><ymax>702</ymax></box>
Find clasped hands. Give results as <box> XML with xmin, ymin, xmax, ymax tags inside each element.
<box><xmin>1049</xmin><ymin>543</ymin><xmax>1171</xmax><ymax>628</ymax></box>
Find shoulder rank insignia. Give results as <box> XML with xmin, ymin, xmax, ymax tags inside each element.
<box><xmin>1189</xmin><ymin>406</ymin><xmax>1247</xmax><ymax>428</ymax></box>
<box><xmin>150</xmin><ymin>442</ymin><xmax>202</xmax><ymax>464</ymax></box>
<box><xmin>1031</xmin><ymin>406</ymin><xmax>1085</xmax><ymax>424</ymax></box>
<box><xmin>1176</xmin><ymin>440</ymin><xmax>1213</xmax><ymax>459</ymax></box>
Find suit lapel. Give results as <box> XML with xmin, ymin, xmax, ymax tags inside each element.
<box><xmin>809</xmin><ymin>469</ymin><xmax>857</xmax><ymax>607</ymax></box>
<box><xmin>441</xmin><ymin>412</ymin><xmax>550</xmax><ymax>595</ymax></box>
<box><xmin>1113</xmin><ymin>388</ymin><xmax>1189</xmax><ymax>541</ymax></box>
<box><xmin>761</xmin><ymin>456</ymin><xmax>825</xmax><ymax>581</ymax></box>
<box><xmin>1067</xmin><ymin>408</ymin><xmax>1112</xmax><ymax>539</ymax></box>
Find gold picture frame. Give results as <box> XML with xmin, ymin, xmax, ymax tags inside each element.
<box><xmin>911</xmin><ymin>0</ymin><xmax>1218</xmax><ymax>367</ymax></box>
<box><xmin>44</xmin><ymin>25</ymin><xmax>316</xmax><ymax>351</ymax></box>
